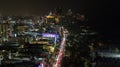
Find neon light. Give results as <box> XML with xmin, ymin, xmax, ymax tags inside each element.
<box><xmin>54</xmin><ymin>37</ymin><xmax>66</xmax><ymax>67</ymax></box>
<box><xmin>38</xmin><ymin>63</ymin><xmax>44</xmax><ymax>67</ymax></box>
<box><xmin>38</xmin><ymin>65</ymin><xmax>41</xmax><ymax>67</ymax></box>
<box><xmin>42</xmin><ymin>33</ymin><xmax>59</xmax><ymax>38</ymax></box>
<box><xmin>41</xmin><ymin>63</ymin><xmax>44</xmax><ymax>67</ymax></box>
<box><xmin>42</xmin><ymin>33</ymin><xmax>59</xmax><ymax>45</ymax></box>
<box><xmin>42</xmin><ymin>33</ymin><xmax>56</xmax><ymax>37</ymax></box>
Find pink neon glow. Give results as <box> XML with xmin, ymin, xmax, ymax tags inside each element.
<box><xmin>39</xmin><ymin>62</ymin><xmax>44</xmax><ymax>67</ymax></box>
<box><xmin>54</xmin><ymin>37</ymin><xmax>66</xmax><ymax>67</ymax></box>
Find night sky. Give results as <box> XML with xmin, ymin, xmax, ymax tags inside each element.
<box><xmin>0</xmin><ymin>0</ymin><xmax>119</xmax><ymax>42</ymax></box>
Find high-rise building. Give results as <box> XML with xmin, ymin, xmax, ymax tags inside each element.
<box><xmin>0</xmin><ymin>23</ymin><xmax>10</xmax><ymax>43</ymax></box>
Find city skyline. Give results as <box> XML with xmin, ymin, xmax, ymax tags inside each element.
<box><xmin>0</xmin><ymin>0</ymin><xmax>119</xmax><ymax>41</ymax></box>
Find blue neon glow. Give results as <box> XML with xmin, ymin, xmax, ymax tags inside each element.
<box><xmin>42</xmin><ymin>33</ymin><xmax>59</xmax><ymax>39</ymax></box>
<box><xmin>38</xmin><ymin>63</ymin><xmax>44</xmax><ymax>67</ymax></box>
<box><xmin>38</xmin><ymin>65</ymin><xmax>41</xmax><ymax>67</ymax></box>
<box><xmin>42</xmin><ymin>33</ymin><xmax>56</xmax><ymax>37</ymax></box>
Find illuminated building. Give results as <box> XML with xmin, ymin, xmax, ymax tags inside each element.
<box><xmin>0</xmin><ymin>23</ymin><xmax>11</xmax><ymax>43</ymax></box>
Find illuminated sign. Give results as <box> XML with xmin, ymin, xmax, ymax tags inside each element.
<box><xmin>42</xmin><ymin>34</ymin><xmax>55</xmax><ymax>37</ymax></box>
<box><xmin>42</xmin><ymin>33</ymin><xmax>59</xmax><ymax>38</ymax></box>
<box><xmin>42</xmin><ymin>33</ymin><xmax>59</xmax><ymax>45</ymax></box>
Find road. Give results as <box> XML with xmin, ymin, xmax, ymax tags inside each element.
<box><xmin>53</xmin><ymin>27</ymin><xmax>67</xmax><ymax>67</ymax></box>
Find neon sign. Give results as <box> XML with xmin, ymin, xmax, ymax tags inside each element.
<box><xmin>42</xmin><ymin>33</ymin><xmax>59</xmax><ymax>38</ymax></box>
<box><xmin>42</xmin><ymin>33</ymin><xmax>55</xmax><ymax>37</ymax></box>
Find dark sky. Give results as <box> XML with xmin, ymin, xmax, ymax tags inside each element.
<box><xmin>0</xmin><ymin>0</ymin><xmax>119</xmax><ymax>41</ymax></box>
<box><xmin>0</xmin><ymin>0</ymin><xmax>88</xmax><ymax>15</ymax></box>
